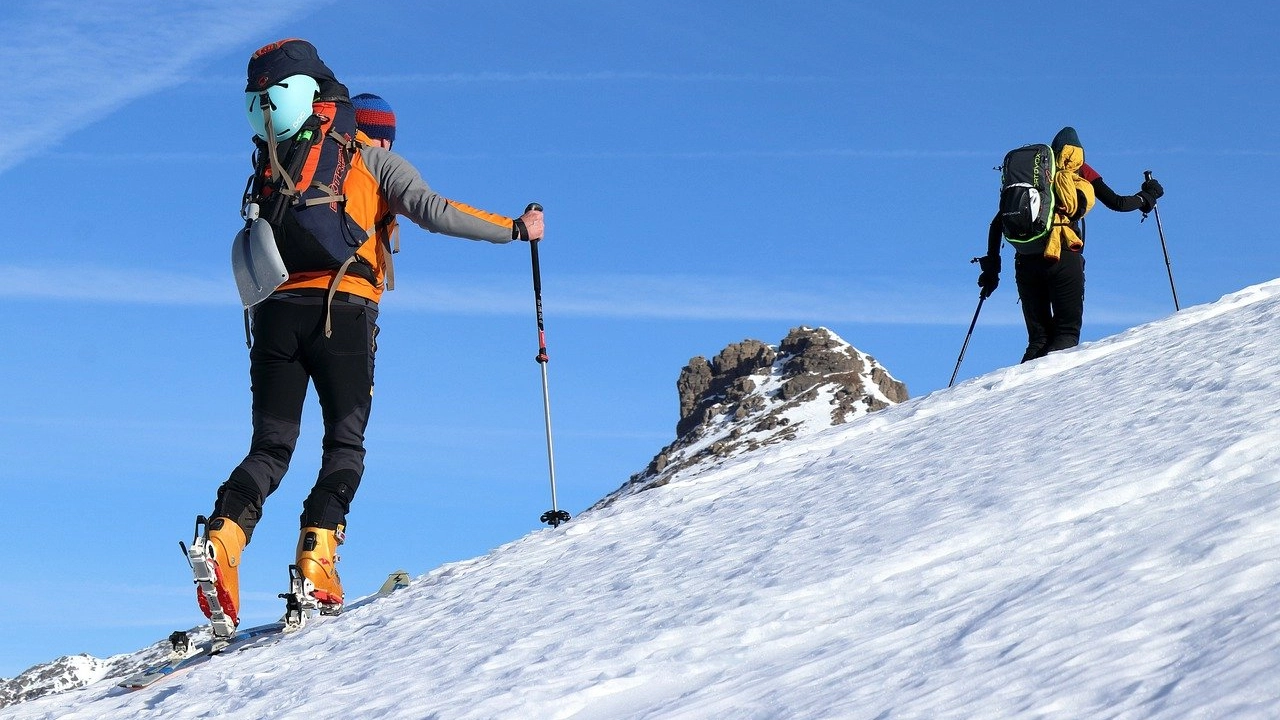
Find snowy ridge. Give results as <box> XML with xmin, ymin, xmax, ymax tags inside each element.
<box><xmin>4</xmin><ymin>280</ymin><xmax>1280</xmax><ymax>718</ymax></box>
<box><xmin>0</xmin><ymin>630</ymin><xmax>212</xmax><ymax>709</ymax></box>
<box><xmin>0</xmin><ymin>655</ymin><xmax>117</xmax><ymax>709</ymax></box>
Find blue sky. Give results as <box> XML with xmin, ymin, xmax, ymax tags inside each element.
<box><xmin>2</xmin><ymin>0</ymin><xmax>1277</xmax><ymax>677</ymax></box>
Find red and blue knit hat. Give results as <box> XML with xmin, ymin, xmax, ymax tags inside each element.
<box><xmin>352</xmin><ymin>93</ymin><xmax>396</xmax><ymax>145</ymax></box>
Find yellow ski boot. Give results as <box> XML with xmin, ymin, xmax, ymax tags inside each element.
<box><xmin>296</xmin><ymin>525</ymin><xmax>344</xmax><ymax>612</ymax></box>
<box><xmin>195</xmin><ymin>516</ymin><xmax>246</xmax><ymax>632</ymax></box>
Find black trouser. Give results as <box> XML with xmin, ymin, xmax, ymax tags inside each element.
<box><xmin>1014</xmin><ymin>250</ymin><xmax>1085</xmax><ymax>363</ymax></box>
<box><xmin>212</xmin><ymin>293</ymin><xmax>379</xmax><ymax>542</ymax></box>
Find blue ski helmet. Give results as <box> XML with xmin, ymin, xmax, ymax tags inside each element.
<box><xmin>245</xmin><ymin>74</ymin><xmax>319</xmax><ymax>141</ymax></box>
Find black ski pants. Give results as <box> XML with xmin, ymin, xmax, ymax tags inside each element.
<box><xmin>1014</xmin><ymin>250</ymin><xmax>1085</xmax><ymax>363</ymax></box>
<box><xmin>212</xmin><ymin>293</ymin><xmax>379</xmax><ymax>542</ymax></box>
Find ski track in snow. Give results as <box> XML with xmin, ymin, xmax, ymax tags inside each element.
<box><xmin>4</xmin><ymin>281</ymin><xmax>1280</xmax><ymax>719</ymax></box>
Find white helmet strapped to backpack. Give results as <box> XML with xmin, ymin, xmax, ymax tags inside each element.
<box><xmin>245</xmin><ymin>74</ymin><xmax>319</xmax><ymax>141</ymax></box>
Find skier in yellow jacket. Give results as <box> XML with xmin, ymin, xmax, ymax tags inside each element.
<box><xmin>977</xmin><ymin>126</ymin><xmax>1164</xmax><ymax>362</ymax></box>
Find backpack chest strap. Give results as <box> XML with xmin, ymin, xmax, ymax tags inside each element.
<box><xmin>297</xmin><ymin>182</ymin><xmax>346</xmax><ymax>207</ymax></box>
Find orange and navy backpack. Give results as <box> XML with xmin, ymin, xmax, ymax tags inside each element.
<box><xmin>244</xmin><ymin>97</ymin><xmax>390</xmax><ymax>289</ymax></box>
<box><xmin>233</xmin><ymin>39</ymin><xmax>397</xmax><ymax>341</ymax></box>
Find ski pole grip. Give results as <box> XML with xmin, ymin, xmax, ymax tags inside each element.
<box><xmin>522</xmin><ymin>202</ymin><xmax>542</xmax><ymax>243</ymax></box>
<box><xmin>524</xmin><ymin>203</ymin><xmax>544</xmax><ymax>243</ymax></box>
<box><xmin>1144</xmin><ymin>170</ymin><xmax>1152</xmax><ymax>181</ymax></box>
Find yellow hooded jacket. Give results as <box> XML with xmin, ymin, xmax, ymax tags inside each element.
<box><xmin>1044</xmin><ymin>144</ymin><xmax>1096</xmax><ymax>261</ymax></box>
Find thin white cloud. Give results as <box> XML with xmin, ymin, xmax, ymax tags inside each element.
<box><xmin>43</xmin><ymin>144</ymin><xmax>1270</xmax><ymax>164</ymax></box>
<box><xmin>348</xmin><ymin>71</ymin><xmax>839</xmax><ymax>84</ymax></box>
<box><xmin>0</xmin><ymin>0</ymin><xmax>328</xmax><ymax>176</ymax></box>
<box><xmin>46</xmin><ymin>151</ymin><xmax>244</xmax><ymax>164</ymax></box>
<box><xmin>355</xmin><ymin>149</ymin><xmax>995</xmax><ymax>163</ymax></box>
<box><xmin>183</xmin><ymin>70</ymin><xmax>843</xmax><ymax>89</ymax></box>
<box><xmin>3</xmin><ymin>264</ymin><xmax>232</xmax><ymax>305</ymax></box>
<box><xmin>202</xmin><ymin>70</ymin><xmax>1280</xmax><ymax>87</ymax></box>
<box><xmin>510</xmin><ymin>149</ymin><xmax>993</xmax><ymax>161</ymax></box>
<box><xmin>0</xmin><ymin>262</ymin><xmax>1168</xmax><ymax>327</ymax></box>
<box><xmin>487</xmin><ymin>272</ymin><xmax>1029</xmax><ymax>326</ymax></box>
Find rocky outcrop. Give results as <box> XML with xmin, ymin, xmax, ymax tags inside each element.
<box><xmin>595</xmin><ymin>326</ymin><xmax>907</xmax><ymax>507</ymax></box>
<box><xmin>676</xmin><ymin>339</ymin><xmax>776</xmax><ymax>437</ymax></box>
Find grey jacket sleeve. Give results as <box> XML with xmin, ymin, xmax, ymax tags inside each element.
<box><xmin>361</xmin><ymin>145</ymin><xmax>516</xmax><ymax>244</ymax></box>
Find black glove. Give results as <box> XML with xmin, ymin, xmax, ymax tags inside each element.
<box><xmin>976</xmin><ymin>254</ymin><xmax>1000</xmax><ymax>298</ymax></box>
<box><xmin>1137</xmin><ymin>176</ymin><xmax>1164</xmax><ymax>213</ymax></box>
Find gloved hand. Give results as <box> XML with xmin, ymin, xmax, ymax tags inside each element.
<box><xmin>1137</xmin><ymin>176</ymin><xmax>1164</xmax><ymax>213</ymax></box>
<box><xmin>977</xmin><ymin>254</ymin><xmax>1000</xmax><ymax>298</ymax></box>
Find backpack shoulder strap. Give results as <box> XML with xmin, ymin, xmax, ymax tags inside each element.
<box><xmin>295</xmin><ymin>127</ymin><xmax>359</xmax><ymax>208</ymax></box>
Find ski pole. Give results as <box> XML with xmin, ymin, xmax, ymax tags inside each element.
<box><xmin>948</xmin><ymin>282</ymin><xmax>987</xmax><ymax>388</ymax></box>
<box><xmin>525</xmin><ymin>202</ymin><xmax>569</xmax><ymax>528</ymax></box>
<box><xmin>1142</xmin><ymin>170</ymin><xmax>1180</xmax><ymax>311</ymax></box>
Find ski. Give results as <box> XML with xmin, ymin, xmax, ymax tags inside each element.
<box><xmin>117</xmin><ymin>622</ymin><xmax>286</xmax><ymax>690</ymax></box>
<box><xmin>377</xmin><ymin>569</ymin><xmax>412</xmax><ymax>595</ymax></box>
<box><xmin>118</xmin><ymin>568</ymin><xmax>411</xmax><ymax>691</ymax></box>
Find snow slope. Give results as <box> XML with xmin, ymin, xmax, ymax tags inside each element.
<box><xmin>4</xmin><ymin>280</ymin><xmax>1280</xmax><ymax>719</ymax></box>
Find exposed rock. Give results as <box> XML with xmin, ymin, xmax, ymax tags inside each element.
<box><xmin>676</xmin><ymin>339</ymin><xmax>776</xmax><ymax>437</ymax></box>
<box><xmin>594</xmin><ymin>326</ymin><xmax>908</xmax><ymax>508</ymax></box>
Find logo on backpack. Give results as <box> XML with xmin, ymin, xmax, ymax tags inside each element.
<box><xmin>998</xmin><ymin>144</ymin><xmax>1057</xmax><ymax>252</ymax></box>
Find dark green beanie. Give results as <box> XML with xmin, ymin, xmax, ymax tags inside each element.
<box><xmin>1052</xmin><ymin>126</ymin><xmax>1081</xmax><ymax>154</ymax></box>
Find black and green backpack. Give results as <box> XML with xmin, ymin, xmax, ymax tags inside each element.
<box><xmin>998</xmin><ymin>144</ymin><xmax>1056</xmax><ymax>253</ymax></box>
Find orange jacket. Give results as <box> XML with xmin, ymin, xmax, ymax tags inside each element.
<box><xmin>279</xmin><ymin>130</ymin><xmax>518</xmax><ymax>303</ymax></box>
